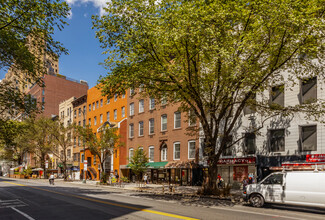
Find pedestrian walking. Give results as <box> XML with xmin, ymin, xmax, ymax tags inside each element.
<box><xmin>143</xmin><ymin>174</ymin><xmax>148</xmax><ymax>186</ymax></box>
<box><xmin>217</xmin><ymin>174</ymin><xmax>224</xmax><ymax>188</ymax></box>
<box><xmin>49</xmin><ymin>173</ymin><xmax>55</xmax><ymax>185</ymax></box>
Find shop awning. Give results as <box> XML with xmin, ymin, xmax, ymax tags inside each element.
<box><xmin>165</xmin><ymin>160</ymin><xmax>198</xmax><ymax>168</ymax></box>
<box><xmin>126</xmin><ymin>162</ymin><xmax>168</xmax><ymax>169</ymax></box>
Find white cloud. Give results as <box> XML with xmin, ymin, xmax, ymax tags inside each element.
<box><xmin>67</xmin><ymin>9</ymin><xmax>73</xmax><ymax>19</ymax></box>
<box><xmin>66</xmin><ymin>0</ymin><xmax>109</xmax><ymax>16</ymax></box>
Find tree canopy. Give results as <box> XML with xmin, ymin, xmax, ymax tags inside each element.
<box><xmin>94</xmin><ymin>0</ymin><xmax>325</xmax><ymax>190</ymax></box>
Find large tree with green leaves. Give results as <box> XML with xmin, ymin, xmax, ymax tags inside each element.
<box><xmin>128</xmin><ymin>147</ymin><xmax>149</xmax><ymax>187</ymax></box>
<box><xmin>0</xmin><ymin>0</ymin><xmax>69</xmax><ymax>119</ymax></box>
<box><xmin>0</xmin><ymin>119</ymin><xmax>29</xmax><ymax>165</ymax></box>
<box><xmin>94</xmin><ymin>0</ymin><xmax>325</xmax><ymax>190</ymax></box>
<box><xmin>17</xmin><ymin>118</ymin><xmax>54</xmax><ymax>178</ymax></box>
<box><xmin>77</xmin><ymin>123</ymin><xmax>122</xmax><ymax>182</ymax></box>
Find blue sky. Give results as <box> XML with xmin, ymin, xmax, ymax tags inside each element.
<box><xmin>0</xmin><ymin>0</ymin><xmax>108</xmax><ymax>89</ymax></box>
<box><xmin>55</xmin><ymin>0</ymin><xmax>108</xmax><ymax>88</ymax></box>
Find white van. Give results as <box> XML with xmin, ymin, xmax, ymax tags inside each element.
<box><xmin>244</xmin><ymin>171</ymin><xmax>325</xmax><ymax>208</ymax></box>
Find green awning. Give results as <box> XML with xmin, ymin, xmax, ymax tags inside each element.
<box><xmin>126</xmin><ymin>162</ymin><xmax>168</xmax><ymax>169</ymax></box>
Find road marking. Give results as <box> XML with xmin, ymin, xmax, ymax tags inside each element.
<box><xmin>0</xmin><ymin>199</ymin><xmax>27</xmax><ymax>209</ymax></box>
<box><xmin>11</xmin><ymin>207</ymin><xmax>35</xmax><ymax>220</ymax></box>
<box><xmin>3</xmin><ymin>181</ymin><xmax>197</xmax><ymax>220</ymax></box>
<box><xmin>211</xmin><ymin>206</ymin><xmax>308</xmax><ymax>220</ymax></box>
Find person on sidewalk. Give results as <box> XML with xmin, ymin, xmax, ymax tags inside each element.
<box><xmin>217</xmin><ymin>174</ymin><xmax>224</xmax><ymax>188</ymax></box>
<box><xmin>143</xmin><ymin>174</ymin><xmax>148</xmax><ymax>186</ymax></box>
<box><xmin>49</xmin><ymin>173</ymin><xmax>55</xmax><ymax>185</ymax></box>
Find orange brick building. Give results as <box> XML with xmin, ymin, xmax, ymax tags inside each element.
<box><xmin>80</xmin><ymin>86</ymin><xmax>127</xmax><ymax>180</ymax></box>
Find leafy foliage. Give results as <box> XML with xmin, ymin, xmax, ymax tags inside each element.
<box><xmin>128</xmin><ymin>147</ymin><xmax>149</xmax><ymax>180</ymax></box>
<box><xmin>94</xmin><ymin>0</ymin><xmax>325</xmax><ymax>190</ymax></box>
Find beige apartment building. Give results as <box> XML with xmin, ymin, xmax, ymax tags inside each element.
<box><xmin>123</xmin><ymin>89</ymin><xmax>201</xmax><ymax>185</ymax></box>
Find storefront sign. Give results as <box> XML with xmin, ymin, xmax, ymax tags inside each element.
<box><xmin>306</xmin><ymin>154</ymin><xmax>325</xmax><ymax>162</ymax></box>
<box><xmin>218</xmin><ymin>157</ymin><xmax>256</xmax><ymax>165</ymax></box>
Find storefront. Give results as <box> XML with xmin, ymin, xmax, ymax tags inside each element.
<box><xmin>217</xmin><ymin>157</ymin><xmax>256</xmax><ymax>188</ymax></box>
<box><xmin>271</xmin><ymin>154</ymin><xmax>325</xmax><ymax>171</ymax></box>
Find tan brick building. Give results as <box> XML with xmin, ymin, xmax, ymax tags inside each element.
<box><xmin>124</xmin><ymin>89</ymin><xmax>201</xmax><ymax>185</ymax></box>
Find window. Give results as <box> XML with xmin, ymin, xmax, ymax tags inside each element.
<box><xmin>138</xmin><ymin>147</ymin><xmax>143</xmax><ymax>153</ymax></box>
<box><xmin>42</xmin><ymin>90</ymin><xmax>45</xmax><ymax>96</ymax></box>
<box><xmin>78</xmin><ymin>138</ymin><xmax>80</xmax><ymax>146</ymax></box>
<box><xmin>300</xmin><ymin>125</ymin><xmax>317</xmax><ymax>151</ymax></box>
<box><xmin>121</xmin><ymin>106</ymin><xmax>125</xmax><ymax>118</ymax></box>
<box><xmin>270</xmin><ymin>85</ymin><xmax>284</xmax><ymax>107</ymax></box>
<box><xmin>149</xmin><ymin>118</ymin><xmax>154</xmax><ymax>134</ymax></box>
<box><xmin>129</xmin><ymin>148</ymin><xmax>134</xmax><ymax>159</ymax></box>
<box><xmin>78</xmin><ymin>108</ymin><xmax>81</xmax><ymax>116</ymax></box>
<box><xmin>149</xmin><ymin>146</ymin><xmax>154</xmax><ymax>162</ymax></box>
<box><xmin>89</xmin><ymin>104</ymin><xmax>91</xmax><ymax>112</ymax></box>
<box><xmin>93</xmin><ymin>155</ymin><xmax>96</xmax><ymax>165</ymax></box>
<box><xmin>130</xmin><ymin>103</ymin><xmax>134</xmax><ymax>116</ymax></box>
<box><xmin>100</xmin><ymin>114</ymin><xmax>103</xmax><ymax>124</ymax></box>
<box><xmin>139</xmin><ymin>99</ymin><xmax>144</xmax><ymax>113</ymax></box>
<box><xmin>262</xmin><ymin>173</ymin><xmax>283</xmax><ymax>185</ymax></box>
<box><xmin>161</xmin><ymin>96</ymin><xmax>167</xmax><ymax>105</ymax></box>
<box><xmin>188</xmin><ymin>141</ymin><xmax>196</xmax><ymax>159</ymax></box>
<box><xmin>244</xmin><ymin>133</ymin><xmax>256</xmax><ymax>155</ymax></box>
<box><xmin>74</xmin><ymin>110</ymin><xmax>76</xmax><ymax>118</ymax></box>
<box><xmin>122</xmin><ymin>92</ymin><xmax>125</xmax><ymax>98</ymax></box>
<box><xmin>174</xmin><ymin>112</ymin><xmax>181</xmax><ymax>128</ymax></box>
<box><xmin>244</xmin><ymin>94</ymin><xmax>256</xmax><ymax>115</ymax></box>
<box><xmin>106</xmin><ymin>111</ymin><xmax>110</xmax><ymax>122</ymax></box>
<box><xmin>114</xmin><ymin>94</ymin><xmax>118</xmax><ymax>101</ymax></box>
<box><xmin>92</xmin><ymin>102</ymin><xmax>95</xmax><ymax>110</ymax></box>
<box><xmin>67</xmin><ymin>108</ymin><xmax>69</xmax><ymax>116</ymax></box>
<box><xmin>149</xmin><ymin>97</ymin><xmax>155</xmax><ymax>110</ymax></box>
<box><xmin>139</xmin><ymin>121</ymin><xmax>144</xmax><ymax>136</ymax></box>
<box><xmin>174</xmin><ymin>142</ymin><xmax>180</xmax><ymax>160</ymax></box>
<box><xmin>139</xmin><ymin>84</ymin><xmax>144</xmax><ymax>92</ymax></box>
<box><xmin>88</xmin><ymin>118</ymin><xmax>91</xmax><ymax>126</ymax></box>
<box><xmin>74</xmin><ymin>137</ymin><xmax>76</xmax><ymax>147</ymax></box>
<box><xmin>107</xmin><ymin>98</ymin><xmax>110</xmax><ymax>104</ymax></box>
<box><xmin>129</xmin><ymin>124</ymin><xmax>134</xmax><ymax>138</ymax></box>
<box><xmin>222</xmin><ymin>136</ymin><xmax>233</xmax><ymax>156</ymax></box>
<box><xmin>130</xmin><ymin>88</ymin><xmax>135</xmax><ymax>96</ymax></box>
<box><xmin>78</xmin><ymin>121</ymin><xmax>81</xmax><ymax>126</ymax></box>
<box><xmin>269</xmin><ymin>129</ymin><xmax>285</xmax><ymax>152</ymax></box>
<box><xmin>96</xmin><ymin>101</ymin><xmax>99</xmax><ymax>108</ymax></box>
<box><xmin>67</xmin><ymin>149</ymin><xmax>71</xmax><ymax>158</ymax></box>
<box><xmin>161</xmin><ymin>144</ymin><xmax>167</xmax><ymax>161</ymax></box>
<box><xmin>94</xmin><ymin>116</ymin><xmax>97</xmax><ymax>125</ymax></box>
<box><xmin>161</xmin><ymin>114</ymin><xmax>167</xmax><ymax>131</ymax></box>
<box><xmin>83</xmin><ymin>119</ymin><xmax>86</xmax><ymax>127</ymax></box>
<box><xmin>114</xmin><ymin>109</ymin><xmax>117</xmax><ymax>120</ymax></box>
<box><xmin>83</xmin><ymin>106</ymin><xmax>86</xmax><ymax>113</ymax></box>
<box><xmin>301</xmin><ymin>77</ymin><xmax>317</xmax><ymax>104</ymax></box>
<box><xmin>100</xmin><ymin>99</ymin><xmax>103</xmax><ymax>107</ymax></box>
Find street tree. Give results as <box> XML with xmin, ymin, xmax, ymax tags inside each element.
<box><xmin>17</xmin><ymin>118</ymin><xmax>54</xmax><ymax>178</ymax></box>
<box><xmin>77</xmin><ymin>123</ymin><xmax>122</xmax><ymax>183</ymax></box>
<box><xmin>50</xmin><ymin>120</ymin><xmax>74</xmax><ymax>180</ymax></box>
<box><xmin>0</xmin><ymin>119</ymin><xmax>29</xmax><ymax>165</ymax></box>
<box><xmin>93</xmin><ymin>0</ymin><xmax>325</xmax><ymax>191</ymax></box>
<box><xmin>128</xmin><ymin>147</ymin><xmax>149</xmax><ymax>187</ymax></box>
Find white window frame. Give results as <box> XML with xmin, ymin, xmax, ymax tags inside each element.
<box><xmin>114</xmin><ymin>94</ymin><xmax>118</xmax><ymax>101</ymax></box>
<box><xmin>173</xmin><ymin>142</ymin><xmax>181</xmax><ymax>160</ymax></box>
<box><xmin>88</xmin><ymin>118</ymin><xmax>91</xmax><ymax>126</ymax></box>
<box><xmin>92</xmin><ymin>102</ymin><xmax>95</xmax><ymax>110</ymax></box>
<box><xmin>149</xmin><ymin>146</ymin><xmax>154</xmax><ymax>162</ymax></box>
<box><xmin>139</xmin><ymin>99</ymin><xmax>144</xmax><ymax>113</ymax></box>
<box><xmin>174</xmin><ymin>112</ymin><xmax>181</xmax><ymax>129</ymax></box>
<box><xmin>130</xmin><ymin>103</ymin><xmax>134</xmax><ymax>116</ymax></box>
<box><xmin>161</xmin><ymin>147</ymin><xmax>167</xmax><ymax>161</ymax></box>
<box><xmin>188</xmin><ymin>140</ymin><xmax>196</xmax><ymax>159</ymax></box>
<box><xmin>107</xmin><ymin>98</ymin><xmax>110</xmax><ymax>104</ymax></box>
<box><xmin>94</xmin><ymin>116</ymin><xmax>97</xmax><ymax>125</ymax></box>
<box><xmin>129</xmin><ymin>148</ymin><xmax>134</xmax><ymax>159</ymax></box>
<box><xmin>129</xmin><ymin>124</ymin><xmax>134</xmax><ymax>138</ymax></box>
<box><xmin>100</xmin><ymin>99</ymin><xmax>103</xmax><ymax>107</ymax></box>
<box><xmin>100</xmin><ymin>114</ymin><xmax>103</xmax><ymax>124</ymax></box>
<box><xmin>114</xmin><ymin>109</ymin><xmax>117</xmax><ymax>120</ymax></box>
<box><xmin>149</xmin><ymin>97</ymin><xmax>155</xmax><ymax>110</ymax></box>
<box><xmin>106</xmin><ymin>111</ymin><xmax>110</xmax><ymax>122</ymax></box>
<box><xmin>149</xmin><ymin>118</ymin><xmax>154</xmax><ymax>134</ymax></box>
<box><xmin>139</xmin><ymin>121</ymin><xmax>144</xmax><ymax>136</ymax></box>
<box><xmin>130</xmin><ymin>88</ymin><xmax>134</xmax><ymax>96</ymax></box>
<box><xmin>161</xmin><ymin>114</ymin><xmax>167</xmax><ymax>131</ymax></box>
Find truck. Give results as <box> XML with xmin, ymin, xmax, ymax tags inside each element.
<box><xmin>244</xmin><ymin>171</ymin><xmax>325</xmax><ymax>208</ymax></box>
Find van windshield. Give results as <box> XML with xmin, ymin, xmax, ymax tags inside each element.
<box><xmin>261</xmin><ymin>173</ymin><xmax>283</xmax><ymax>185</ymax></box>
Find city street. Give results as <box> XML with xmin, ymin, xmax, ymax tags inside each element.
<box><xmin>0</xmin><ymin>178</ymin><xmax>324</xmax><ymax>220</ymax></box>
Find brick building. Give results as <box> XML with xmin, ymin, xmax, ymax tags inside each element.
<box><xmin>123</xmin><ymin>89</ymin><xmax>200</xmax><ymax>185</ymax></box>
<box><xmin>28</xmin><ymin>74</ymin><xmax>88</xmax><ymax>118</ymax></box>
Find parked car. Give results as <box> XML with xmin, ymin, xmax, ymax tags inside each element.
<box><xmin>244</xmin><ymin>171</ymin><xmax>325</xmax><ymax>208</ymax></box>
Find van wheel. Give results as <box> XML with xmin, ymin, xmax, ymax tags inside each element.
<box><xmin>250</xmin><ymin>194</ymin><xmax>264</xmax><ymax>208</ymax></box>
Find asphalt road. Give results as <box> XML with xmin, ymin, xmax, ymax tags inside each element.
<box><xmin>0</xmin><ymin>178</ymin><xmax>324</xmax><ymax>220</ymax></box>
